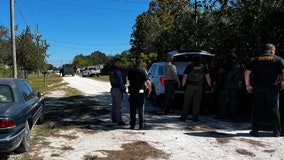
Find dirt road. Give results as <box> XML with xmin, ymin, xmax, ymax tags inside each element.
<box><xmin>5</xmin><ymin>75</ymin><xmax>284</xmax><ymax>160</ymax></box>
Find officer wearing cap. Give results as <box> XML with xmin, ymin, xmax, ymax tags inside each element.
<box><xmin>244</xmin><ymin>43</ymin><xmax>284</xmax><ymax>137</ymax></box>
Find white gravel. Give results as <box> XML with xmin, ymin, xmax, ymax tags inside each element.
<box><xmin>13</xmin><ymin>75</ymin><xmax>284</xmax><ymax>160</ymax></box>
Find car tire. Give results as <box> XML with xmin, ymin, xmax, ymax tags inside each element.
<box><xmin>15</xmin><ymin>121</ymin><xmax>31</xmax><ymax>153</ymax></box>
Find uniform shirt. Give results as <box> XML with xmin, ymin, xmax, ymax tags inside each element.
<box><xmin>128</xmin><ymin>66</ymin><xmax>149</xmax><ymax>92</ymax></box>
<box><xmin>163</xmin><ymin>62</ymin><xmax>180</xmax><ymax>85</ymax></box>
<box><xmin>184</xmin><ymin>63</ymin><xmax>209</xmax><ymax>84</ymax></box>
<box><xmin>110</xmin><ymin>67</ymin><xmax>126</xmax><ymax>93</ymax></box>
<box><xmin>246</xmin><ymin>53</ymin><xmax>284</xmax><ymax>86</ymax></box>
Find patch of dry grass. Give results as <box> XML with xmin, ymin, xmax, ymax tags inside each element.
<box><xmin>235</xmin><ymin>149</ymin><xmax>256</xmax><ymax>157</ymax></box>
<box><xmin>85</xmin><ymin>141</ymin><xmax>170</xmax><ymax>160</ymax></box>
<box><xmin>61</xmin><ymin>145</ymin><xmax>74</xmax><ymax>151</ymax></box>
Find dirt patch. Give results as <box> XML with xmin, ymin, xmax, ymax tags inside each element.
<box><xmin>238</xmin><ymin>138</ymin><xmax>266</xmax><ymax>147</ymax></box>
<box><xmin>95</xmin><ymin>141</ymin><xmax>170</xmax><ymax>160</ymax></box>
<box><xmin>216</xmin><ymin>137</ymin><xmax>231</xmax><ymax>144</ymax></box>
<box><xmin>235</xmin><ymin>149</ymin><xmax>256</xmax><ymax>157</ymax></box>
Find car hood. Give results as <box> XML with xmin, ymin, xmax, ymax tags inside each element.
<box><xmin>0</xmin><ymin>102</ymin><xmax>18</xmax><ymax>115</ymax></box>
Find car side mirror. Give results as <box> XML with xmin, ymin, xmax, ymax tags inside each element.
<box><xmin>38</xmin><ymin>92</ymin><xmax>44</xmax><ymax>97</ymax></box>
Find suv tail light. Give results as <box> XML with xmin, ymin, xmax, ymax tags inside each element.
<box><xmin>0</xmin><ymin>119</ymin><xmax>15</xmax><ymax>128</ymax></box>
<box><xmin>160</xmin><ymin>77</ymin><xmax>165</xmax><ymax>86</ymax></box>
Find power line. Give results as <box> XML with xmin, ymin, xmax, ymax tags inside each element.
<box><xmin>40</xmin><ymin>0</ymin><xmax>145</xmax><ymax>13</ymax></box>
<box><xmin>15</xmin><ymin>0</ymin><xmax>28</xmax><ymax>26</ymax></box>
<box><xmin>110</xmin><ymin>0</ymin><xmax>149</xmax><ymax>4</ymax></box>
<box><xmin>46</xmin><ymin>38</ymin><xmax>129</xmax><ymax>47</ymax></box>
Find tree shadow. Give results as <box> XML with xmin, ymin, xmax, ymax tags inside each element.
<box><xmin>43</xmin><ymin>92</ymin><xmax>115</xmax><ymax>130</ymax></box>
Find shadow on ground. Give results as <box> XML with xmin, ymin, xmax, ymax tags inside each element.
<box><xmin>44</xmin><ymin>92</ymin><xmax>112</xmax><ymax>130</ymax></box>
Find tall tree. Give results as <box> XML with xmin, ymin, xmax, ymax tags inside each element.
<box><xmin>0</xmin><ymin>25</ymin><xmax>11</xmax><ymax>65</ymax></box>
<box><xmin>15</xmin><ymin>26</ymin><xmax>49</xmax><ymax>72</ymax></box>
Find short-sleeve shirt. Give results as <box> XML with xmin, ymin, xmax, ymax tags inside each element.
<box><xmin>183</xmin><ymin>63</ymin><xmax>209</xmax><ymax>75</ymax></box>
<box><xmin>246</xmin><ymin>53</ymin><xmax>284</xmax><ymax>86</ymax></box>
<box><xmin>163</xmin><ymin>62</ymin><xmax>180</xmax><ymax>84</ymax></box>
<box><xmin>128</xmin><ymin>66</ymin><xmax>149</xmax><ymax>92</ymax></box>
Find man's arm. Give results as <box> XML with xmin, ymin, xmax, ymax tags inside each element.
<box><xmin>281</xmin><ymin>69</ymin><xmax>284</xmax><ymax>89</ymax></box>
<box><xmin>244</xmin><ymin>69</ymin><xmax>253</xmax><ymax>93</ymax></box>
<box><xmin>182</xmin><ymin>74</ymin><xmax>188</xmax><ymax>87</ymax></box>
<box><xmin>204</xmin><ymin>73</ymin><xmax>212</xmax><ymax>87</ymax></box>
<box><xmin>146</xmin><ymin>80</ymin><xmax>152</xmax><ymax>96</ymax></box>
<box><xmin>172</xmin><ymin>65</ymin><xmax>180</xmax><ymax>87</ymax></box>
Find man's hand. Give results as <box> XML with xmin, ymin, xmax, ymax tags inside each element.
<box><xmin>281</xmin><ymin>81</ymin><xmax>284</xmax><ymax>90</ymax></box>
<box><xmin>246</xmin><ymin>85</ymin><xmax>253</xmax><ymax>93</ymax></box>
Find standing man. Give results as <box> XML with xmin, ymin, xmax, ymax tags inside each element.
<box><xmin>215</xmin><ymin>53</ymin><xmax>244</xmax><ymax>119</ymax></box>
<box><xmin>179</xmin><ymin>55</ymin><xmax>212</xmax><ymax>122</ymax></box>
<box><xmin>109</xmin><ymin>59</ymin><xmax>127</xmax><ymax>125</ymax></box>
<box><xmin>128</xmin><ymin>57</ymin><xmax>152</xmax><ymax>129</ymax></box>
<box><xmin>244</xmin><ymin>43</ymin><xmax>284</xmax><ymax>137</ymax></box>
<box><xmin>162</xmin><ymin>54</ymin><xmax>180</xmax><ymax>114</ymax></box>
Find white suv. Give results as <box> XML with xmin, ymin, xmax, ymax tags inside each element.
<box><xmin>148</xmin><ymin>50</ymin><xmax>214</xmax><ymax>106</ymax></box>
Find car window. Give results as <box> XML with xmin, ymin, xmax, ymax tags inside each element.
<box><xmin>18</xmin><ymin>80</ymin><xmax>33</xmax><ymax>101</ymax></box>
<box><xmin>23</xmin><ymin>80</ymin><xmax>36</xmax><ymax>98</ymax></box>
<box><xmin>149</xmin><ymin>65</ymin><xmax>157</xmax><ymax>75</ymax></box>
<box><xmin>0</xmin><ymin>85</ymin><xmax>14</xmax><ymax>103</ymax></box>
<box><xmin>158</xmin><ymin>66</ymin><xmax>163</xmax><ymax>75</ymax></box>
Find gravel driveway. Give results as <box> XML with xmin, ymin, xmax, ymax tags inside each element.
<box><xmin>5</xmin><ymin>75</ymin><xmax>284</xmax><ymax>160</ymax></box>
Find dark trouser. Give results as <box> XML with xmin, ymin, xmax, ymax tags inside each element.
<box><xmin>181</xmin><ymin>84</ymin><xmax>203</xmax><ymax>120</ymax></box>
<box><xmin>111</xmin><ymin>87</ymin><xmax>124</xmax><ymax>123</ymax></box>
<box><xmin>252</xmin><ymin>86</ymin><xmax>281</xmax><ymax>135</ymax></box>
<box><xmin>162</xmin><ymin>80</ymin><xmax>176</xmax><ymax>111</ymax></box>
<box><xmin>129</xmin><ymin>93</ymin><xmax>145</xmax><ymax>128</ymax></box>
<box><xmin>218</xmin><ymin>88</ymin><xmax>238</xmax><ymax>117</ymax></box>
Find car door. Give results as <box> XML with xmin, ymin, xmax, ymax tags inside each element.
<box><xmin>17</xmin><ymin>80</ymin><xmax>41</xmax><ymax>126</ymax></box>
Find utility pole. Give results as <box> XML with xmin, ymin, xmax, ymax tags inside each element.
<box><xmin>10</xmin><ymin>0</ymin><xmax>17</xmax><ymax>78</ymax></box>
<box><xmin>36</xmin><ymin>24</ymin><xmax>40</xmax><ymax>76</ymax></box>
<box><xmin>194</xmin><ymin>0</ymin><xmax>198</xmax><ymax>47</ymax></box>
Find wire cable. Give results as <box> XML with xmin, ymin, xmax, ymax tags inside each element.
<box><xmin>15</xmin><ymin>0</ymin><xmax>28</xmax><ymax>26</ymax></box>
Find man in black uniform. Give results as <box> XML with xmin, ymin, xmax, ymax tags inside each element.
<box><xmin>244</xmin><ymin>43</ymin><xmax>284</xmax><ymax>137</ymax></box>
<box><xmin>216</xmin><ymin>53</ymin><xmax>244</xmax><ymax>119</ymax></box>
<box><xmin>128</xmin><ymin>57</ymin><xmax>152</xmax><ymax>129</ymax></box>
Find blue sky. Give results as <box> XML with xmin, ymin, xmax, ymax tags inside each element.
<box><xmin>0</xmin><ymin>0</ymin><xmax>150</xmax><ymax>67</ymax></box>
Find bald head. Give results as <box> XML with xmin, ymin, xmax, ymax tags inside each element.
<box><xmin>264</xmin><ymin>43</ymin><xmax>276</xmax><ymax>55</ymax></box>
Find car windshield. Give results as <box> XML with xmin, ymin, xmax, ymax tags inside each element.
<box><xmin>0</xmin><ymin>85</ymin><xmax>14</xmax><ymax>103</ymax></box>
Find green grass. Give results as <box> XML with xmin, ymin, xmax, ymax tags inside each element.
<box><xmin>27</xmin><ymin>74</ymin><xmax>64</xmax><ymax>93</ymax></box>
<box><xmin>27</xmin><ymin>73</ymin><xmax>82</xmax><ymax>97</ymax></box>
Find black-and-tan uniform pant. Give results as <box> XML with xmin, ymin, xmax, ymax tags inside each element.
<box><xmin>252</xmin><ymin>85</ymin><xmax>281</xmax><ymax>135</ymax></box>
<box><xmin>181</xmin><ymin>84</ymin><xmax>203</xmax><ymax>120</ymax></box>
